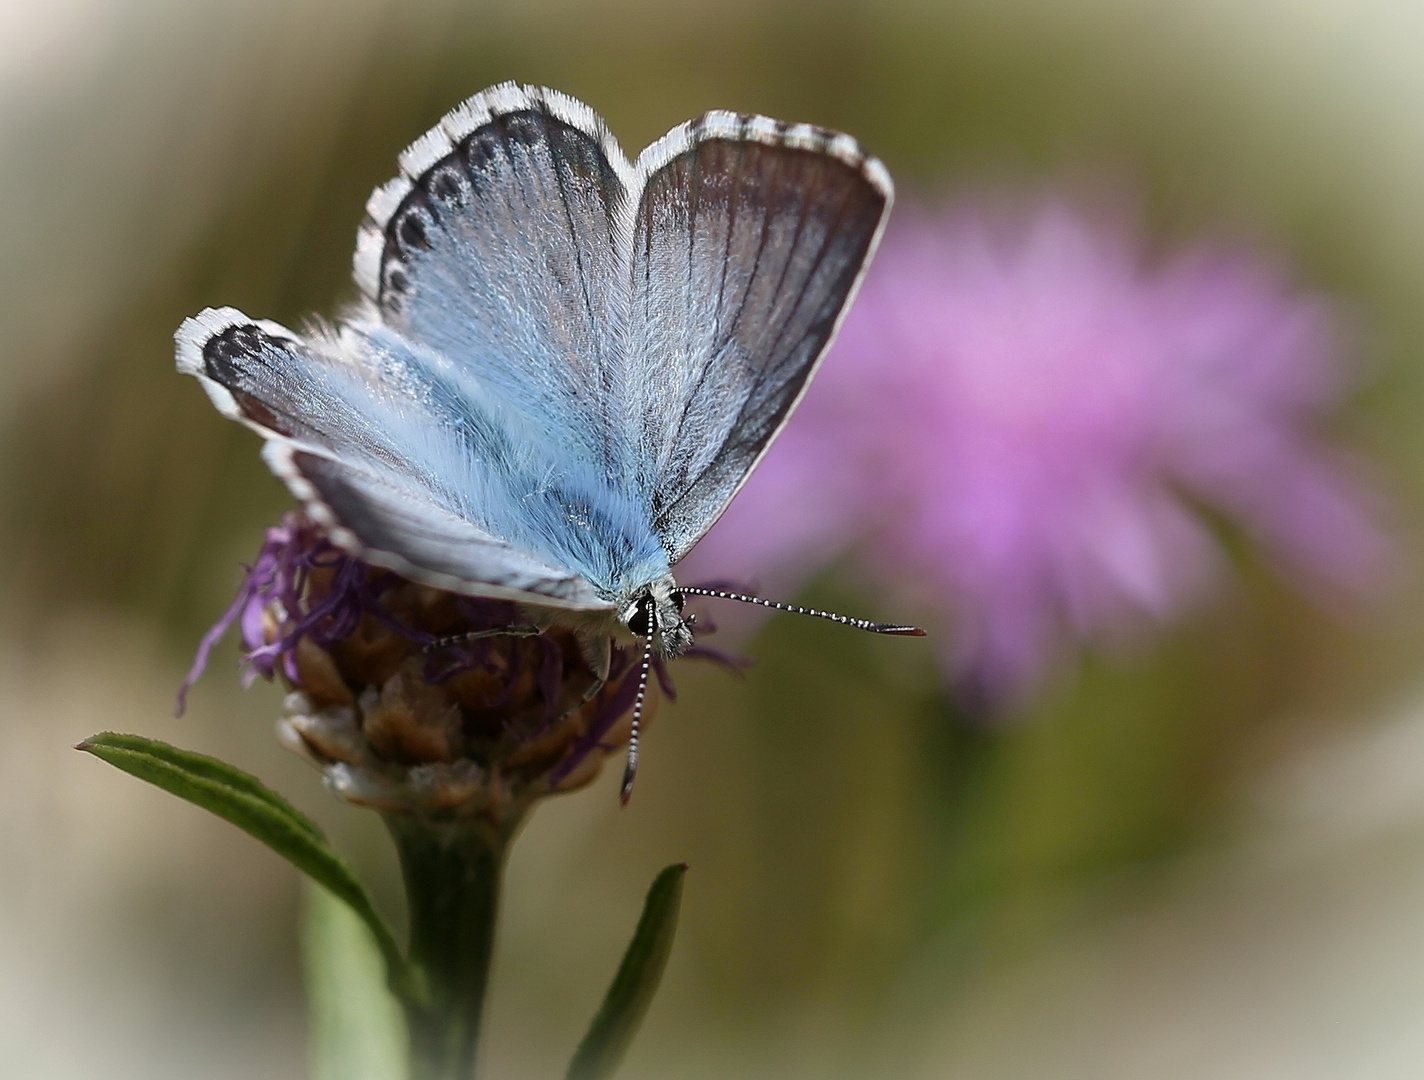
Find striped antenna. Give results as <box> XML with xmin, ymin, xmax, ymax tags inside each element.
<box><xmin>678</xmin><ymin>586</ymin><xmax>926</xmax><ymax>636</ymax></box>
<box><xmin>620</xmin><ymin>596</ymin><xmax>657</xmax><ymax>805</ymax></box>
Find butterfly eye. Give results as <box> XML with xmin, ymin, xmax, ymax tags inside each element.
<box><xmin>626</xmin><ymin>601</ymin><xmax>653</xmax><ymax>637</ymax></box>
<box><xmin>670</xmin><ymin>590</ymin><xmax>686</xmax><ymax>612</ymax></box>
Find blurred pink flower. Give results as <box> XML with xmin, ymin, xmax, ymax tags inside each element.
<box><xmin>684</xmin><ymin>195</ymin><xmax>1390</xmax><ymax>707</ymax></box>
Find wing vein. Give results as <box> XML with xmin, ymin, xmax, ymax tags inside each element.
<box><xmin>718</xmin><ymin>168</ymin><xmax>776</xmax><ymax>351</ymax></box>
<box><xmin>747</xmin><ymin>165</ymin><xmax>861</xmax><ymax>400</ymax></box>
<box><xmin>548</xmin><ymin>121</ymin><xmax>600</xmax><ymax>334</ymax></box>
<box><xmin>712</xmin><ymin>141</ymin><xmax>744</xmax><ymax>357</ymax></box>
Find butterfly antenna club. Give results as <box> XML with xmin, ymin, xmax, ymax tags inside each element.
<box><xmin>620</xmin><ymin>597</ymin><xmax>657</xmax><ymax>805</ymax></box>
<box><xmin>678</xmin><ymin>586</ymin><xmax>926</xmax><ymax>636</ymax></box>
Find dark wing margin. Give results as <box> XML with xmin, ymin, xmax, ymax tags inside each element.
<box><xmin>627</xmin><ymin>113</ymin><xmax>892</xmax><ymax>563</ymax></box>
<box><xmin>175</xmin><ymin>306</ymin><xmax>616</xmax><ymax>611</ymax></box>
<box><xmin>352</xmin><ymin>83</ymin><xmax>639</xmax><ymax>474</ymax></box>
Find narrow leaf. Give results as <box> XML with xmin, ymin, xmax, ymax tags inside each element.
<box><xmin>306</xmin><ymin>882</ymin><xmax>409</xmax><ymax>1080</ymax></box>
<box><xmin>565</xmin><ymin>863</ymin><xmax>687</xmax><ymax>1080</ymax></box>
<box><xmin>78</xmin><ymin>732</ymin><xmax>421</xmax><ymax>1003</ymax></box>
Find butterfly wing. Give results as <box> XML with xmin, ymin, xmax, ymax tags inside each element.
<box><xmin>176</xmin><ymin>307</ymin><xmax>616</xmax><ymax>610</ymax></box>
<box><xmin>354</xmin><ymin>84</ymin><xmax>640</xmax><ymax>479</ymax></box>
<box><xmin>626</xmin><ymin>113</ymin><xmax>892</xmax><ymax>563</ymax></box>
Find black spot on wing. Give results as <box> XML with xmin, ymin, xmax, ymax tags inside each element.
<box><xmin>201</xmin><ymin>322</ymin><xmax>310</xmax><ymax>438</ymax></box>
<box><xmin>396</xmin><ymin>200</ymin><xmax>433</xmax><ymax>251</ymax></box>
<box><xmin>378</xmin><ymin>108</ymin><xmax>624</xmax><ymax>318</ymax></box>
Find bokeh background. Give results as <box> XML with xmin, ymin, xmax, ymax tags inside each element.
<box><xmin>5</xmin><ymin>0</ymin><xmax>1424</xmax><ymax>1076</ymax></box>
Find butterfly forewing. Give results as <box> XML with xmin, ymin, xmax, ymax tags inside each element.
<box><xmin>628</xmin><ymin>116</ymin><xmax>891</xmax><ymax>561</ymax></box>
<box><xmin>360</xmin><ymin>87</ymin><xmax>637</xmax><ymax>477</ymax></box>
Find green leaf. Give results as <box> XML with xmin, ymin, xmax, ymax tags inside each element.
<box><xmin>78</xmin><ymin>732</ymin><xmax>422</xmax><ymax>1004</ymax></box>
<box><xmin>306</xmin><ymin>882</ymin><xmax>409</xmax><ymax>1080</ymax></box>
<box><xmin>565</xmin><ymin>863</ymin><xmax>687</xmax><ymax>1080</ymax></box>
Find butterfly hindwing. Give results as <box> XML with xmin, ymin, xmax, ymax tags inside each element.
<box><xmin>627</xmin><ymin>114</ymin><xmax>892</xmax><ymax>562</ymax></box>
<box><xmin>271</xmin><ymin>444</ymin><xmax>615</xmax><ymax>607</ymax></box>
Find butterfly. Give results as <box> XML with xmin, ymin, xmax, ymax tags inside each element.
<box><xmin>177</xmin><ymin>82</ymin><xmax>922</xmax><ymax>797</ymax></box>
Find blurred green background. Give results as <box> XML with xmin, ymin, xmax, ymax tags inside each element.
<box><xmin>5</xmin><ymin>0</ymin><xmax>1424</xmax><ymax>1077</ymax></box>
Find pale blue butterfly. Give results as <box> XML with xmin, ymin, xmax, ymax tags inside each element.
<box><xmin>176</xmin><ymin>83</ymin><xmax>921</xmax><ymax>798</ymax></box>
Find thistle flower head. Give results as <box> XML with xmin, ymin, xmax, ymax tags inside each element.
<box><xmin>183</xmin><ymin>513</ymin><xmax>661</xmax><ymax>822</ymax></box>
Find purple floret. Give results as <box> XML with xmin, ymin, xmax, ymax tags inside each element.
<box><xmin>177</xmin><ymin>515</ymin><xmax>430</xmax><ymax>713</ymax></box>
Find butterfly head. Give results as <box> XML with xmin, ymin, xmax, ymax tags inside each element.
<box><xmin>621</xmin><ymin>575</ymin><xmax>694</xmax><ymax>659</ymax></box>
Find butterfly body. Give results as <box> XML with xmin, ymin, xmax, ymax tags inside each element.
<box><xmin>179</xmin><ymin>83</ymin><xmax>892</xmax><ymax>660</ymax></box>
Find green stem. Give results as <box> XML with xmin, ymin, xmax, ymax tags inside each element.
<box><xmin>384</xmin><ymin>814</ymin><xmax>513</xmax><ymax>1080</ymax></box>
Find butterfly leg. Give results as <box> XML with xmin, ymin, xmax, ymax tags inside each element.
<box><xmin>423</xmin><ymin>625</ymin><xmax>542</xmax><ymax>651</ymax></box>
<box><xmin>576</xmin><ymin>632</ymin><xmax>612</xmax><ymax>685</ymax></box>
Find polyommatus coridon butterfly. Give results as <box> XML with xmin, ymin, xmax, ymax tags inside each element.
<box><xmin>177</xmin><ymin>83</ymin><xmax>922</xmax><ymax>797</ymax></box>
